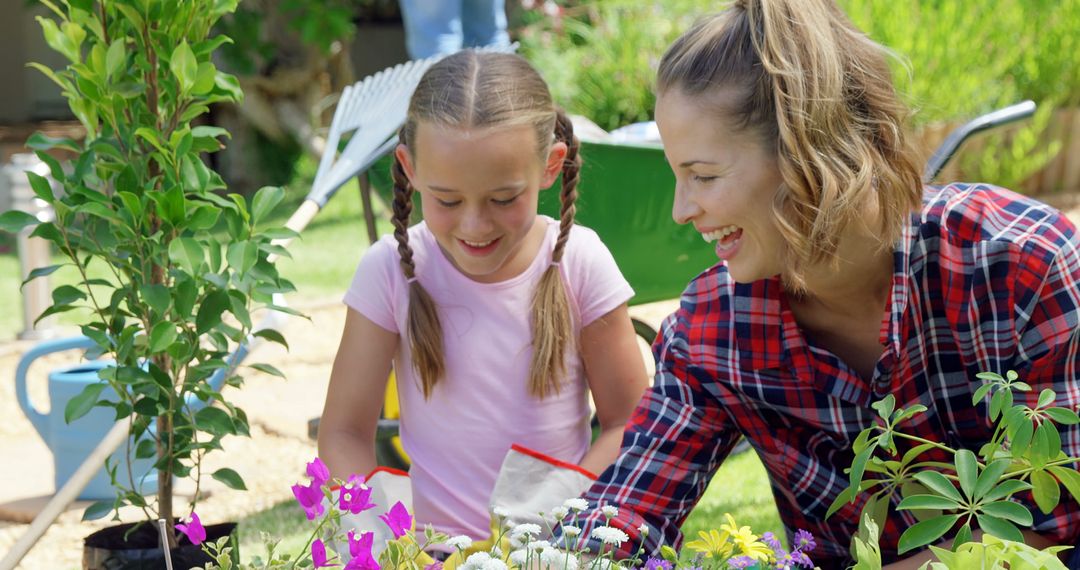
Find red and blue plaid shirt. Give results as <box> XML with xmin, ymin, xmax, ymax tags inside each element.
<box><xmin>569</xmin><ymin>184</ymin><xmax>1080</xmax><ymax>566</ymax></box>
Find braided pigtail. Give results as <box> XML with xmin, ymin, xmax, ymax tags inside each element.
<box><xmin>391</xmin><ymin>131</ymin><xmax>445</xmax><ymax>398</ymax></box>
<box><xmin>527</xmin><ymin>109</ymin><xmax>581</xmax><ymax>398</ymax></box>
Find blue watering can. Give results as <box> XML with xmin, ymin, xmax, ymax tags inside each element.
<box><xmin>15</xmin><ymin>336</ymin><xmax>156</xmax><ymax>500</ymax></box>
<box><xmin>14</xmin><ymin>336</ymin><xmax>247</xmax><ymax>500</ymax></box>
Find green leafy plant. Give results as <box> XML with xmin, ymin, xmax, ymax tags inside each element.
<box><xmin>0</xmin><ymin>0</ymin><xmax>296</xmax><ymax>546</ymax></box>
<box><xmin>829</xmin><ymin>371</ymin><xmax>1080</xmax><ymax>557</ymax></box>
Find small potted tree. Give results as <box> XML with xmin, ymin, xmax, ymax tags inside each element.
<box><xmin>1</xmin><ymin>0</ymin><xmax>296</xmax><ymax>566</ymax></box>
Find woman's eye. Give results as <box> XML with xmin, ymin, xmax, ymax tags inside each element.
<box><xmin>692</xmin><ymin>174</ymin><xmax>717</xmax><ymax>184</ymax></box>
<box><xmin>492</xmin><ymin>196</ymin><xmax>518</xmax><ymax>206</ymax></box>
<box><xmin>435</xmin><ymin>198</ymin><xmax>461</xmax><ymax>207</ymax></box>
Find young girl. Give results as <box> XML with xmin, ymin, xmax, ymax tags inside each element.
<box><xmin>565</xmin><ymin>0</ymin><xmax>1080</xmax><ymax>568</ymax></box>
<box><xmin>318</xmin><ymin>50</ymin><xmax>648</xmax><ymax>545</ymax></box>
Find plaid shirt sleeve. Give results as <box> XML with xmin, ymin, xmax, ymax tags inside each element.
<box><xmin>1004</xmin><ymin>208</ymin><xmax>1080</xmax><ymax>544</ymax></box>
<box><xmin>565</xmin><ymin>283</ymin><xmax>742</xmax><ymax>557</ymax></box>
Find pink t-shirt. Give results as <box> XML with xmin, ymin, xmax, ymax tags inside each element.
<box><xmin>343</xmin><ymin>216</ymin><xmax>634</xmax><ymax>539</ymax></box>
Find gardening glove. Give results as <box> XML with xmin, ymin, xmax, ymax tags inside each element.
<box><xmin>329</xmin><ymin>467</ymin><xmax>426</xmax><ymax>562</ymax></box>
<box><xmin>489</xmin><ymin>444</ymin><xmax>597</xmax><ymax>532</ymax></box>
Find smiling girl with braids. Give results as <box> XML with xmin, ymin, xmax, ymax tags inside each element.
<box><xmin>318</xmin><ymin>50</ymin><xmax>648</xmax><ymax>550</ymax></box>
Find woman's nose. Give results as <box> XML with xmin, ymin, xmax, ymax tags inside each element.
<box><xmin>671</xmin><ymin>182</ymin><xmax>701</xmax><ymax>225</ymax></box>
<box><xmin>460</xmin><ymin>207</ymin><xmax>493</xmax><ymax>235</ymax></box>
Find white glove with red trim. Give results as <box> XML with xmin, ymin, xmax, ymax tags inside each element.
<box><xmin>329</xmin><ymin>467</ymin><xmax>412</xmax><ymax>561</ymax></box>
<box><xmin>489</xmin><ymin>444</ymin><xmax>597</xmax><ymax>530</ymax></box>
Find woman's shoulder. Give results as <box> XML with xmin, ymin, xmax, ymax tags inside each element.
<box><xmin>920</xmin><ymin>183</ymin><xmax>1075</xmax><ymax>252</ymax></box>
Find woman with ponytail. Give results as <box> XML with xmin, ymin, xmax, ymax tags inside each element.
<box><xmin>318</xmin><ymin>50</ymin><xmax>647</xmax><ymax>556</ymax></box>
<box><xmin>566</xmin><ymin>0</ymin><xmax>1080</xmax><ymax>568</ymax></box>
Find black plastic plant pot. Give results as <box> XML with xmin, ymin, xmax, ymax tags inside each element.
<box><xmin>83</xmin><ymin>520</ymin><xmax>238</xmax><ymax>570</ymax></box>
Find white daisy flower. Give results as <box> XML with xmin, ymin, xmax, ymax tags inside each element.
<box><xmin>638</xmin><ymin>524</ymin><xmax>649</xmax><ymax>537</ymax></box>
<box><xmin>490</xmin><ymin>546</ymin><xmax>503</xmax><ymax>558</ymax></box>
<box><xmin>551</xmin><ymin>506</ymin><xmax>570</xmax><ymax>520</ymax></box>
<box><xmin>563</xmin><ymin>498</ymin><xmax>589</xmax><ymax>512</ymax></box>
<box><xmin>465</xmin><ymin>552</ymin><xmax>492</xmax><ymax>567</ymax></box>
<box><xmin>562</xmin><ymin>526</ymin><xmax>582</xmax><ymax>537</ymax></box>
<box><xmin>508</xmin><ymin>549</ymin><xmax>529</xmax><ymax>566</ymax></box>
<box><xmin>493</xmin><ymin>507</ymin><xmax>510</xmax><ymax>519</ymax></box>
<box><xmin>590</xmin><ymin>526</ymin><xmax>630</xmax><ymax>546</ymax></box>
<box><xmin>601</xmin><ymin>505</ymin><xmax>619</xmax><ymax>519</ymax></box>
<box><xmin>447</xmin><ymin>535</ymin><xmax>473</xmax><ymax>550</ymax></box>
<box><xmin>527</xmin><ymin>540</ymin><xmax>552</xmax><ymax>552</ymax></box>
<box><xmin>511</xmin><ymin>523</ymin><xmax>543</xmax><ymax>540</ymax></box>
<box><xmin>542</xmin><ymin>549</ymin><xmax>578</xmax><ymax>570</ymax></box>
<box><xmin>481</xmin><ymin>559</ymin><xmax>508</xmax><ymax>570</ymax></box>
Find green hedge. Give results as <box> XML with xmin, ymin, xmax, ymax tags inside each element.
<box><xmin>520</xmin><ymin>0</ymin><xmax>1080</xmax><ymax>191</ymax></box>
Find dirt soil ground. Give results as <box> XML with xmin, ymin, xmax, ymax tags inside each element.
<box><xmin>0</xmin><ymin>295</ymin><xmax>676</xmax><ymax>570</ymax></box>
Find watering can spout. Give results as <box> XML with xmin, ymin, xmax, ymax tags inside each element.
<box><xmin>14</xmin><ymin>335</ymin><xmax>98</xmax><ymax>442</ymax></box>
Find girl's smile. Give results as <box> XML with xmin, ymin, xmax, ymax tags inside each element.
<box><xmin>396</xmin><ymin>122</ymin><xmax>566</xmax><ymax>283</ymax></box>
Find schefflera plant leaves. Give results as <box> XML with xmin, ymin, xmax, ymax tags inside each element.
<box><xmin>826</xmin><ymin>370</ymin><xmax>1080</xmax><ymax>557</ymax></box>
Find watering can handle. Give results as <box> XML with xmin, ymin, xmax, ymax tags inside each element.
<box><xmin>14</xmin><ymin>336</ymin><xmax>97</xmax><ymax>440</ymax></box>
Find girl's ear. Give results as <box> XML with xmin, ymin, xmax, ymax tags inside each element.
<box><xmin>395</xmin><ymin>143</ymin><xmax>417</xmax><ymax>184</ymax></box>
<box><xmin>540</xmin><ymin>141</ymin><xmax>568</xmax><ymax>188</ymax></box>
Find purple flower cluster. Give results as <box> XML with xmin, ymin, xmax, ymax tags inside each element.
<box><xmin>765</xmin><ymin>529</ymin><xmax>816</xmax><ymax>569</ymax></box>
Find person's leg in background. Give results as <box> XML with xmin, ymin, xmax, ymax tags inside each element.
<box><xmin>461</xmin><ymin>0</ymin><xmax>510</xmax><ymax>50</ymax></box>
<box><xmin>398</xmin><ymin>0</ymin><xmax>464</xmax><ymax>59</ymax></box>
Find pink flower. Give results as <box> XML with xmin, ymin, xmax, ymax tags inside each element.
<box><xmin>292</xmin><ymin>481</ymin><xmax>325</xmax><ymax>520</ymax></box>
<box><xmin>379</xmin><ymin>501</ymin><xmax>412</xmax><ymax>539</ymax></box>
<box><xmin>345</xmin><ymin>531</ymin><xmax>379</xmax><ymax>570</ymax></box>
<box><xmin>312</xmin><ymin>538</ymin><xmax>338</xmax><ymax>568</ymax></box>
<box><xmin>307</xmin><ymin>457</ymin><xmax>331</xmax><ymax>487</ymax></box>
<box><xmin>175</xmin><ymin>512</ymin><xmax>206</xmax><ymax>546</ymax></box>
<box><xmin>339</xmin><ymin>474</ymin><xmax>376</xmax><ymax>515</ymax></box>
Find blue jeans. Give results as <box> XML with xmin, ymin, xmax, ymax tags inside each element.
<box><xmin>398</xmin><ymin>0</ymin><xmax>510</xmax><ymax>59</ymax></box>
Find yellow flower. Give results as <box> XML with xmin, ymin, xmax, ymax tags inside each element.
<box><xmin>720</xmin><ymin>514</ymin><xmax>773</xmax><ymax>563</ymax></box>
<box><xmin>684</xmin><ymin>528</ymin><xmax>733</xmax><ymax>559</ymax></box>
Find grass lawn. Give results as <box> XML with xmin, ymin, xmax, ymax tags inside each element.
<box><xmin>236</xmin><ymin>449</ymin><xmax>784</xmax><ymax>563</ymax></box>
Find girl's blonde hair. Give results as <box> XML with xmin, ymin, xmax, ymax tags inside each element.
<box><xmin>657</xmin><ymin>0</ymin><xmax>922</xmax><ymax>290</ymax></box>
<box><xmin>390</xmin><ymin>50</ymin><xmax>581</xmax><ymax>399</ymax></box>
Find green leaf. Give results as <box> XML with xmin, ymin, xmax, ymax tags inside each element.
<box><xmin>212</xmin><ymin>467</ymin><xmax>247</xmax><ymax>491</ymax></box>
<box><xmin>896</xmin><ymin>494</ymin><xmax>961</xmax><ymax>511</ymax></box>
<box><xmin>250</xmin><ymin>185</ymin><xmax>283</xmax><ymax>226</ymax></box>
<box><xmin>196</xmin><ymin>290</ymin><xmax>230</xmax><ymax>334</ymax></box>
<box><xmin>0</xmin><ymin>210</ymin><xmax>41</xmax><ymax>233</ymax></box>
<box><xmin>952</xmin><ymin>523</ymin><xmax>973</xmax><ymax>550</ymax></box>
<box><xmin>826</xmin><ymin>486</ymin><xmax>856</xmax><ymax>518</ymax></box>
<box><xmin>982</xmin><ymin>479</ymin><xmax>1032</xmax><ymax>503</ymax></box>
<box><xmin>253</xmin><ymin>328</ymin><xmax>289</xmax><ymax>350</ymax></box>
<box><xmin>971</xmin><ymin>381</ymin><xmax>994</xmax><ymax>406</ymax></box>
<box><xmin>848</xmin><ymin>443</ymin><xmax>876</xmax><ymax>491</ymax></box>
<box><xmin>170</xmin><ymin>41</ymin><xmax>197</xmax><ymax>93</ymax></box>
<box><xmin>975</xmin><ymin>513</ymin><xmax>1024</xmax><ymax>542</ymax></box>
<box><xmin>140</xmin><ymin>284</ymin><xmax>171</xmax><ymax>316</ymax></box>
<box><xmin>195</xmin><ymin>406</ymin><xmax>234</xmax><ymax>436</ymax></box>
<box><xmin>1009</xmin><ymin>416</ymin><xmax>1034</xmax><ymax>457</ymax></box>
<box><xmin>26</xmin><ymin>132</ymin><xmax>80</xmax><ymax>152</ymax></box>
<box><xmin>192</xmin><ymin>62</ymin><xmax>217</xmax><ymax>95</ymax></box>
<box><xmin>65</xmin><ymin>383</ymin><xmax>106</xmax><ymax>424</ymax></box>
<box><xmin>912</xmin><ymin>471</ymin><xmax>963</xmax><ymax>502</ymax></box>
<box><xmin>955</xmin><ymin>449</ymin><xmax>977</xmax><ymax>499</ymax></box>
<box><xmin>226</xmin><ymin>241</ymin><xmax>259</xmax><ymax>275</ymax></box>
<box><xmin>973</xmin><ymin>458</ymin><xmax>1011</xmax><ymax>500</ymax></box>
<box><xmin>250</xmin><ymin>363</ymin><xmax>285</xmax><ymax>378</ymax></box>
<box><xmin>174</xmin><ymin>278</ymin><xmax>197</xmax><ymax>318</ymax></box>
<box><xmin>81</xmin><ymin>499</ymin><xmax>114</xmax><ymax>521</ymax></box>
<box><xmin>105</xmin><ymin>38</ymin><xmax>126</xmax><ymax>79</ymax></box>
<box><xmin>148</xmin><ymin>321</ymin><xmax>177</xmax><ymax>352</ymax></box>
<box><xmin>1048</xmin><ymin>466</ymin><xmax>1080</xmax><ymax>505</ymax></box>
<box><xmin>169</xmin><ymin>237</ymin><xmax>205</xmax><ymax>275</ymax></box>
<box><xmin>1044</xmin><ymin>407</ymin><xmax>1080</xmax><ymax>425</ymax></box>
<box><xmin>1037</xmin><ymin>389</ymin><xmax>1056</xmax><ymax>409</ymax></box>
<box><xmin>26</xmin><ymin>171</ymin><xmax>56</xmax><ymax>203</ymax></box>
<box><xmin>1031</xmin><ymin>469</ymin><xmax>1062</xmax><ymax>514</ymax></box>
<box><xmin>897</xmin><ymin>514</ymin><xmax>959</xmax><ymax>554</ymax></box>
<box><xmin>871</xmin><ymin>395</ymin><xmax>895</xmax><ymax>420</ymax></box>
<box><xmin>979</xmin><ymin>500</ymin><xmax>1033</xmax><ymax>525</ymax></box>
<box><xmin>22</xmin><ymin>264</ymin><xmax>63</xmax><ymax>287</ymax></box>
<box><xmin>52</xmin><ymin>285</ymin><xmax>87</xmax><ymax>305</ymax></box>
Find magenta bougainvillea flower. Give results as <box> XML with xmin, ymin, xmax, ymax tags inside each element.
<box><xmin>307</xmin><ymin>457</ymin><xmax>331</xmax><ymax>487</ymax></box>
<box><xmin>345</xmin><ymin>530</ymin><xmax>379</xmax><ymax>570</ymax></box>
<box><xmin>339</xmin><ymin>474</ymin><xmax>376</xmax><ymax>515</ymax></box>
<box><xmin>291</xmin><ymin>481</ymin><xmax>325</xmax><ymax>521</ymax></box>
<box><xmin>379</xmin><ymin>500</ymin><xmax>413</xmax><ymax>539</ymax></box>
<box><xmin>311</xmin><ymin>538</ymin><xmax>338</xmax><ymax>568</ymax></box>
<box><xmin>175</xmin><ymin>512</ymin><xmax>206</xmax><ymax>546</ymax></box>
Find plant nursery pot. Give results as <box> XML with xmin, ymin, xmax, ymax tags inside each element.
<box><xmin>82</xmin><ymin>520</ymin><xmax>238</xmax><ymax>570</ymax></box>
